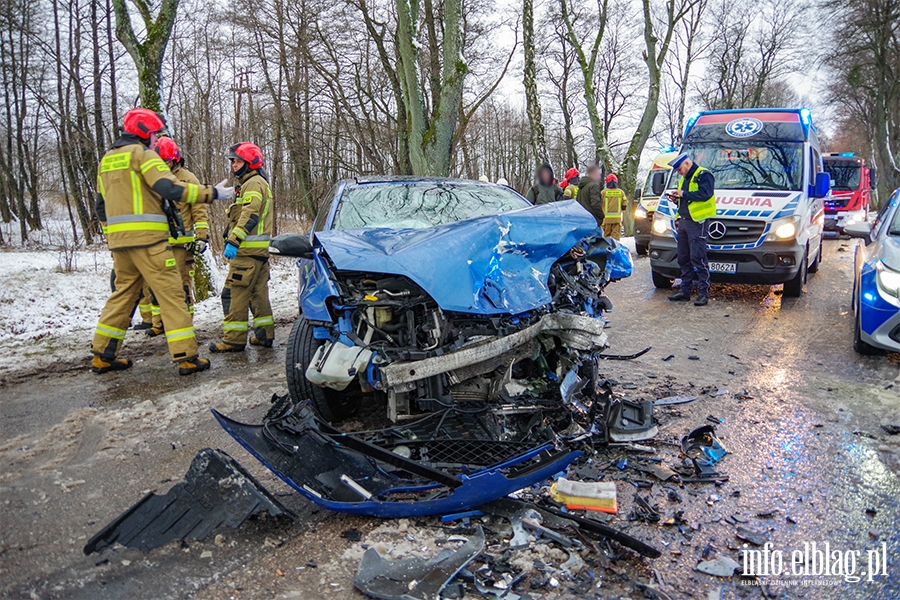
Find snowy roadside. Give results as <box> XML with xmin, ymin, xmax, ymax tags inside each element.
<box><xmin>0</xmin><ymin>248</ymin><xmax>300</xmax><ymax>379</ymax></box>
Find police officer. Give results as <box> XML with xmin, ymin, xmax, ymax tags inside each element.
<box><xmin>91</xmin><ymin>108</ymin><xmax>234</xmax><ymax>374</ymax></box>
<box><xmin>145</xmin><ymin>137</ymin><xmax>210</xmax><ymax>336</ymax></box>
<box><xmin>601</xmin><ymin>174</ymin><xmax>626</xmax><ymax>239</ymax></box>
<box><xmin>667</xmin><ymin>153</ymin><xmax>716</xmax><ymax>306</ymax></box>
<box><xmin>209</xmin><ymin>142</ymin><xmax>275</xmax><ymax>352</ymax></box>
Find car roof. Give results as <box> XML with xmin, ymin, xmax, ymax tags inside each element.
<box><xmin>344</xmin><ymin>176</ymin><xmax>497</xmax><ymax>186</ymax></box>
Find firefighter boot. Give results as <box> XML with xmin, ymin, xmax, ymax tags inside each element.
<box><xmin>133</xmin><ymin>322</ymin><xmax>153</xmax><ymax>331</ymax></box>
<box><xmin>145</xmin><ymin>326</ymin><xmax>165</xmax><ymax>337</ymax></box>
<box><xmin>209</xmin><ymin>341</ymin><xmax>245</xmax><ymax>353</ymax></box>
<box><xmin>91</xmin><ymin>356</ymin><xmax>133</xmax><ymax>374</ymax></box>
<box><xmin>178</xmin><ymin>356</ymin><xmax>211</xmax><ymax>376</ymax></box>
<box><xmin>249</xmin><ymin>328</ymin><xmax>274</xmax><ymax>348</ymax></box>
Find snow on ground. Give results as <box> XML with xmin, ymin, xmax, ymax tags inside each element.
<box><xmin>0</xmin><ymin>247</ymin><xmax>299</xmax><ymax>377</ymax></box>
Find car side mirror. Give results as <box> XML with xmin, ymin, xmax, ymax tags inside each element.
<box><xmin>651</xmin><ymin>171</ymin><xmax>666</xmax><ymax>196</ymax></box>
<box><xmin>843</xmin><ymin>222</ymin><xmax>872</xmax><ymax>245</ymax></box>
<box><xmin>813</xmin><ymin>172</ymin><xmax>830</xmax><ymax>198</ymax></box>
<box><xmin>269</xmin><ymin>233</ymin><xmax>313</xmax><ymax>258</ymax></box>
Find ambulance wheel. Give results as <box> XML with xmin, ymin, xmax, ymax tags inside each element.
<box><xmin>783</xmin><ymin>249</ymin><xmax>807</xmax><ymax>297</ymax></box>
<box><xmin>652</xmin><ymin>270</ymin><xmax>673</xmax><ymax>289</ymax></box>
<box><xmin>286</xmin><ymin>317</ymin><xmax>361</xmax><ymax>422</ymax></box>
<box><xmin>636</xmin><ymin>243</ymin><xmax>648</xmax><ymax>256</ymax></box>
<box><xmin>808</xmin><ymin>238</ymin><xmax>822</xmax><ymax>274</ymax></box>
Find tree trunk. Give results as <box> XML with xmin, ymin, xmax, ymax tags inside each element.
<box><xmin>523</xmin><ymin>0</ymin><xmax>548</xmax><ymax>167</ymax></box>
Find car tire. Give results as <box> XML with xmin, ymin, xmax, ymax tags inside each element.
<box><xmin>636</xmin><ymin>243</ymin><xmax>648</xmax><ymax>256</ymax></box>
<box><xmin>651</xmin><ymin>270</ymin><xmax>673</xmax><ymax>289</ymax></box>
<box><xmin>285</xmin><ymin>317</ymin><xmax>362</xmax><ymax>422</ymax></box>
<box><xmin>853</xmin><ymin>300</ymin><xmax>883</xmax><ymax>355</ymax></box>
<box><xmin>783</xmin><ymin>248</ymin><xmax>807</xmax><ymax>297</ymax></box>
<box><xmin>808</xmin><ymin>238</ymin><xmax>822</xmax><ymax>274</ymax></box>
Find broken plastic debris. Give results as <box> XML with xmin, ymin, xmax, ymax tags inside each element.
<box><xmin>681</xmin><ymin>425</ymin><xmax>727</xmax><ymax>464</ymax></box>
<box><xmin>83</xmin><ymin>448</ymin><xmax>294</xmax><ymax>555</ymax></box>
<box><xmin>695</xmin><ymin>556</ymin><xmax>741</xmax><ymax>577</ymax></box>
<box><xmin>653</xmin><ymin>395</ymin><xmax>696</xmax><ymax>406</ymax></box>
<box><xmin>549</xmin><ymin>478</ymin><xmax>617</xmax><ymax>514</ymax></box>
<box><xmin>353</xmin><ymin>527</ymin><xmax>484</xmax><ymax>600</ymax></box>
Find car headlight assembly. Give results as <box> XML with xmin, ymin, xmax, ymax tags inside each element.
<box><xmin>765</xmin><ymin>217</ymin><xmax>798</xmax><ymax>241</ymax></box>
<box><xmin>876</xmin><ymin>262</ymin><xmax>900</xmax><ymax>298</ymax></box>
<box><xmin>635</xmin><ymin>206</ymin><xmax>648</xmax><ymax>219</ymax></box>
<box><xmin>651</xmin><ymin>213</ymin><xmax>673</xmax><ymax>237</ymax></box>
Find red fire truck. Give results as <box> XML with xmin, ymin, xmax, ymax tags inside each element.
<box><xmin>822</xmin><ymin>153</ymin><xmax>874</xmax><ymax>232</ymax></box>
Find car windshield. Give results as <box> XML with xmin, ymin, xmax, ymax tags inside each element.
<box><xmin>889</xmin><ymin>202</ymin><xmax>900</xmax><ymax>237</ymax></box>
<box><xmin>332</xmin><ymin>182</ymin><xmax>531</xmax><ymax>230</ymax></box>
<box><xmin>669</xmin><ymin>142</ymin><xmax>804</xmax><ymax>191</ymax></box>
<box><xmin>824</xmin><ymin>161</ymin><xmax>861</xmax><ymax>191</ymax></box>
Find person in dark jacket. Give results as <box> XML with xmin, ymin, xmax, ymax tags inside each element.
<box><xmin>577</xmin><ymin>164</ymin><xmax>604</xmax><ymax>226</ymax></box>
<box><xmin>667</xmin><ymin>153</ymin><xmax>717</xmax><ymax>306</ymax></box>
<box><xmin>526</xmin><ymin>164</ymin><xmax>565</xmax><ymax>205</ymax></box>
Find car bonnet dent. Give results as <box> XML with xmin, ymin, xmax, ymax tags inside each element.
<box><xmin>312</xmin><ymin>200</ymin><xmax>598</xmax><ymax>315</ymax></box>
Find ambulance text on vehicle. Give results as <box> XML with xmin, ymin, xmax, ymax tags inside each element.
<box><xmin>648</xmin><ymin>108</ymin><xmax>830</xmax><ymax>297</ymax></box>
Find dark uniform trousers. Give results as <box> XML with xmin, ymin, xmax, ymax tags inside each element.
<box><xmin>676</xmin><ymin>218</ymin><xmax>711</xmax><ymax>296</ymax></box>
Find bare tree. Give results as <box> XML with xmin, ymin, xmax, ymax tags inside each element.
<box><xmin>523</xmin><ymin>0</ymin><xmax>549</xmax><ymax>167</ymax></box>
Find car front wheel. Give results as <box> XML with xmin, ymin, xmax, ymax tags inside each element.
<box><xmin>651</xmin><ymin>269</ymin><xmax>673</xmax><ymax>289</ymax></box>
<box><xmin>783</xmin><ymin>248</ymin><xmax>807</xmax><ymax>297</ymax></box>
<box><xmin>285</xmin><ymin>317</ymin><xmax>362</xmax><ymax>421</ymax></box>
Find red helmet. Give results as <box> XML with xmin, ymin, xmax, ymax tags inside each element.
<box><xmin>227</xmin><ymin>142</ymin><xmax>264</xmax><ymax>169</ymax></box>
<box><xmin>559</xmin><ymin>179</ymin><xmax>569</xmax><ymax>189</ymax></box>
<box><xmin>122</xmin><ymin>108</ymin><xmax>165</xmax><ymax>138</ymax></box>
<box><xmin>565</xmin><ymin>168</ymin><xmax>579</xmax><ymax>180</ymax></box>
<box><xmin>605</xmin><ymin>173</ymin><xmax>618</xmax><ymax>184</ymax></box>
<box><xmin>155</xmin><ymin>137</ymin><xmax>181</xmax><ymax>162</ymax></box>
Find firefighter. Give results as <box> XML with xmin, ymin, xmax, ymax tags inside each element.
<box><xmin>562</xmin><ymin>167</ymin><xmax>580</xmax><ymax>199</ymax></box>
<box><xmin>145</xmin><ymin>137</ymin><xmax>210</xmax><ymax>336</ymax></box>
<box><xmin>601</xmin><ymin>174</ymin><xmax>627</xmax><ymax>240</ymax></box>
<box><xmin>666</xmin><ymin>153</ymin><xmax>716</xmax><ymax>306</ymax></box>
<box><xmin>135</xmin><ymin>284</ymin><xmax>154</xmax><ymax>329</ymax></box>
<box><xmin>209</xmin><ymin>142</ymin><xmax>275</xmax><ymax>352</ymax></box>
<box><xmin>91</xmin><ymin>108</ymin><xmax>234</xmax><ymax>374</ymax></box>
<box><xmin>577</xmin><ymin>164</ymin><xmax>604</xmax><ymax>226</ymax></box>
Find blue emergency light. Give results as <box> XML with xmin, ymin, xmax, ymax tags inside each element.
<box><xmin>839</xmin><ymin>152</ymin><xmax>854</xmax><ymax>157</ymax></box>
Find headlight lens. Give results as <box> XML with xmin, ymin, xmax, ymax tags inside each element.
<box><xmin>635</xmin><ymin>207</ymin><xmax>648</xmax><ymax>219</ymax></box>
<box><xmin>876</xmin><ymin>262</ymin><xmax>900</xmax><ymax>298</ymax></box>
<box><xmin>652</xmin><ymin>213</ymin><xmax>673</xmax><ymax>236</ymax></box>
<box><xmin>765</xmin><ymin>216</ymin><xmax>799</xmax><ymax>241</ymax></box>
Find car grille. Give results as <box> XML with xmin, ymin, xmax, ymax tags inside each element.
<box><xmin>705</xmin><ymin>218</ymin><xmax>767</xmax><ymax>245</ymax></box>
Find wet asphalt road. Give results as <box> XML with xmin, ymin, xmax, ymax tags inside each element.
<box><xmin>0</xmin><ymin>238</ymin><xmax>898</xmax><ymax>600</ymax></box>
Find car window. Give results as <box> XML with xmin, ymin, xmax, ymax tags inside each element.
<box><xmin>871</xmin><ymin>193</ymin><xmax>897</xmax><ymax>238</ymax></box>
<box><xmin>313</xmin><ymin>186</ymin><xmax>338</xmax><ymax>232</ymax></box>
<box><xmin>332</xmin><ymin>182</ymin><xmax>531</xmax><ymax>230</ymax></box>
<box><xmin>886</xmin><ymin>195</ymin><xmax>900</xmax><ymax>237</ymax></box>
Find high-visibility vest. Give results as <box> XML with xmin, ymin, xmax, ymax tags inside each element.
<box><xmin>677</xmin><ymin>166</ymin><xmax>717</xmax><ymax>222</ymax></box>
<box><xmin>603</xmin><ymin>188</ymin><xmax>624</xmax><ymax>221</ymax></box>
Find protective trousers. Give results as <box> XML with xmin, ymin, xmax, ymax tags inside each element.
<box><xmin>676</xmin><ymin>218</ymin><xmax>710</xmax><ymax>296</ymax></box>
<box><xmin>138</xmin><ymin>282</ymin><xmax>153</xmax><ymax>324</ymax></box>
<box><xmin>222</xmin><ymin>256</ymin><xmax>274</xmax><ymax>346</ymax></box>
<box><xmin>92</xmin><ymin>241</ymin><xmax>199</xmax><ymax>361</ymax></box>
<box><xmin>151</xmin><ymin>246</ymin><xmax>194</xmax><ymax>329</ymax></box>
<box><xmin>601</xmin><ymin>221</ymin><xmax>621</xmax><ymax>240</ymax></box>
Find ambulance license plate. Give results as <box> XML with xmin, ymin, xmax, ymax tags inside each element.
<box><xmin>709</xmin><ymin>262</ymin><xmax>737</xmax><ymax>274</ymax></box>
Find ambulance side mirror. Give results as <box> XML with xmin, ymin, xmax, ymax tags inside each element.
<box><xmin>844</xmin><ymin>222</ymin><xmax>872</xmax><ymax>245</ymax></box>
<box><xmin>651</xmin><ymin>171</ymin><xmax>666</xmax><ymax>196</ymax></box>
<box><xmin>813</xmin><ymin>173</ymin><xmax>830</xmax><ymax>198</ymax></box>
<box><xmin>269</xmin><ymin>233</ymin><xmax>313</xmax><ymax>258</ymax></box>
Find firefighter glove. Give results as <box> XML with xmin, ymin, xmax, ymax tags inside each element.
<box><xmin>214</xmin><ymin>179</ymin><xmax>235</xmax><ymax>201</ymax></box>
<box><xmin>224</xmin><ymin>241</ymin><xmax>238</xmax><ymax>260</ymax></box>
<box><xmin>196</xmin><ymin>240</ymin><xmax>208</xmax><ymax>254</ymax></box>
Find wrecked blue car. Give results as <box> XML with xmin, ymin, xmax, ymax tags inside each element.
<box><xmin>84</xmin><ymin>179</ymin><xmax>646</xmax><ymax>540</ymax></box>
<box><xmin>270</xmin><ymin>177</ymin><xmax>632</xmax><ymax>422</ymax></box>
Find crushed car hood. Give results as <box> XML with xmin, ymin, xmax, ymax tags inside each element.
<box><xmin>315</xmin><ymin>200</ymin><xmax>598</xmax><ymax>315</ymax></box>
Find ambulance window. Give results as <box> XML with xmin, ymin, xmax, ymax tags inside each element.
<box><xmin>809</xmin><ymin>149</ymin><xmax>821</xmax><ymax>186</ymax></box>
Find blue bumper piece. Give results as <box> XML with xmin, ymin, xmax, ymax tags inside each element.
<box><xmin>212</xmin><ymin>409</ymin><xmax>582</xmax><ymax>518</ymax></box>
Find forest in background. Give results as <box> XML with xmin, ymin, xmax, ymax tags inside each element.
<box><xmin>1</xmin><ymin>0</ymin><xmax>898</xmax><ymax>247</ymax></box>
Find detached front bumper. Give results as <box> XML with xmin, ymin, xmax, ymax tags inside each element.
<box><xmin>648</xmin><ymin>236</ymin><xmax>803</xmax><ymax>285</ymax></box>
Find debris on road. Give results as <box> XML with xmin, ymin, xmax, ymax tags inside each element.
<box><xmin>83</xmin><ymin>448</ymin><xmax>294</xmax><ymax>555</ymax></box>
<box><xmin>550</xmin><ymin>478</ymin><xmax>617</xmax><ymax>513</ymax></box>
<box><xmin>653</xmin><ymin>395</ymin><xmax>696</xmax><ymax>406</ymax></box>
<box><xmin>696</xmin><ymin>556</ymin><xmax>741</xmax><ymax>577</ymax></box>
<box><xmin>353</xmin><ymin>526</ymin><xmax>484</xmax><ymax>600</ymax></box>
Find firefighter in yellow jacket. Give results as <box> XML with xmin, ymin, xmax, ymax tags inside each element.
<box><xmin>145</xmin><ymin>137</ymin><xmax>210</xmax><ymax>336</ymax></box>
<box><xmin>601</xmin><ymin>173</ymin><xmax>627</xmax><ymax>240</ymax></box>
<box><xmin>209</xmin><ymin>142</ymin><xmax>275</xmax><ymax>352</ymax></box>
<box><xmin>91</xmin><ymin>108</ymin><xmax>234</xmax><ymax>375</ymax></box>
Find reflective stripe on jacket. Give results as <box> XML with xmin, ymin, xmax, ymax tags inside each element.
<box><xmin>677</xmin><ymin>166</ymin><xmax>717</xmax><ymax>222</ymax></box>
<box><xmin>226</xmin><ymin>171</ymin><xmax>274</xmax><ymax>258</ymax></box>
<box><xmin>168</xmin><ymin>165</ymin><xmax>210</xmax><ymax>245</ymax></box>
<box><xmin>601</xmin><ymin>188</ymin><xmax>625</xmax><ymax>222</ymax></box>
